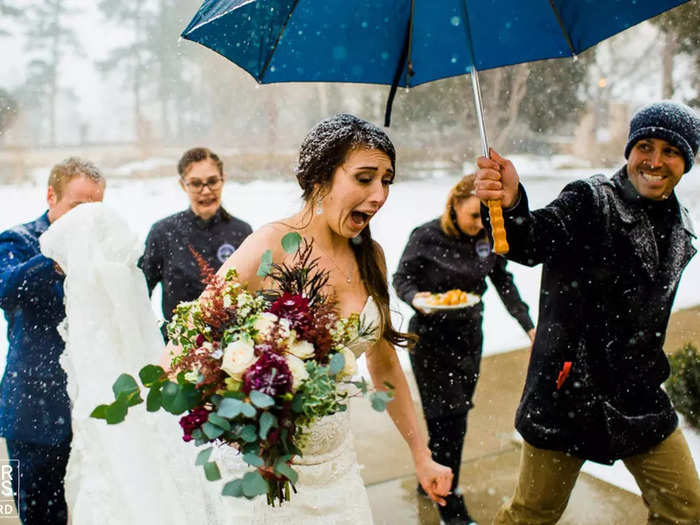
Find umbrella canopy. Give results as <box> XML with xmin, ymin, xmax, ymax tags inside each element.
<box><xmin>181</xmin><ymin>0</ymin><xmax>690</xmax><ymax>253</ymax></box>
<box><xmin>182</xmin><ymin>0</ymin><xmax>688</xmax><ymax>87</ymax></box>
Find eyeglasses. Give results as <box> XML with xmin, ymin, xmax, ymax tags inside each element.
<box><xmin>183</xmin><ymin>177</ymin><xmax>223</xmax><ymax>193</ymax></box>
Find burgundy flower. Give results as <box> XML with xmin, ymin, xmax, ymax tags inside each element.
<box><xmin>179</xmin><ymin>406</ymin><xmax>211</xmax><ymax>442</ymax></box>
<box><xmin>242</xmin><ymin>351</ymin><xmax>293</xmax><ymax>397</ymax></box>
<box><xmin>269</xmin><ymin>293</ymin><xmax>313</xmax><ymax>338</ymax></box>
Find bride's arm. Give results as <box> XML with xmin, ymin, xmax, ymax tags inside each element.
<box><xmin>158</xmin><ymin>225</ymin><xmax>283</xmax><ymax>369</ymax></box>
<box><xmin>366</xmin><ymin>341</ymin><xmax>452</xmax><ymax>505</ymax></box>
<box><xmin>365</xmin><ymin>241</ymin><xmax>452</xmax><ymax>505</ymax></box>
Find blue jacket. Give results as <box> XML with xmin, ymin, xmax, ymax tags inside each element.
<box><xmin>0</xmin><ymin>212</ymin><xmax>72</xmax><ymax>445</ymax></box>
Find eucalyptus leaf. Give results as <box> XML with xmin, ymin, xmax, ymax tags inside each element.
<box><xmin>202</xmin><ymin>422</ymin><xmax>224</xmax><ymax>440</ymax></box>
<box><xmin>105</xmin><ymin>401</ymin><xmax>128</xmax><ymax>424</ymax></box>
<box><xmin>116</xmin><ymin>390</ymin><xmax>143</xmax><ymax>408</ymax></box>
<box><xmin>208</xmin><ymin>413</ymin><xmax>232</xmax><ymax>431</ymax></box>
<box><xmin>112</xmin><ymin>374</ymin><xmax>139</xmax><ymax>399</ymax></box>
<box><xmin>328</xmin><ymin>352</ymin><xmax>345</xmax><ymax>376</ymax></box>
<box><xmin>241</xmin><ymin>471</ymin><xmax>268</xmax><ymax>498</ymax></box>
<box><xmin>291</xmin><ymin>395</ymin><xmax>304</xmax><ymax>413</ymax></box>
<box><xmin>218</xmin><ymin>398</ymin><xmax>244</xmax><ymax>419</ymax></box>
<box><xmin>351</xmin><ymin>379</ymin><xmax>369</xmax><ymax>394</ymax></box>
<box><xmin>204</xmin><ymin>461</ymin><xmax>221</xmax><ymax>481</ymax></box>
<box><xmin>250</xmin><ymin>390</ymin><xmax>274</xmax><ymax>409</ymax></box>
<box><xmin>161</xmin><ymin>382</ymin><xmax>199</xmax><ymax>415</ymax></box>
<box><xmin>90</xmin><ymin>404</ymin><xmax>108</xmax><ymax>420</ymax></box>
<box><xmin>242</xmin><ymin>452</ymin><xmax>264</xmax><ymax>468</ymax></box>
<box><xmin>241</xmin><ymin>402</ymin><xmax>257</xmax><ymax>418</ymax></box>
<box><xmin>195</xmin><ymin>447</ymin><xmax>213</xmax><ymax>466</ymax></box>
<box><xmin>281</xmin><ymin>232</ymin><xmax>302</xmax><ymax>254</ymax></box>
<box><xmin>222</xmin><ymin>479</ymin><xmax>244</xmax><ymax>497</ymax></box>
<box><xmin>370</xmin><ymin>390</ymin><xmax>394</xmax><ymax>412</ymax></box>
<box><xmin>274</xmin><ymin>460</ymin><xmax>299</xmax><ymax>485</ymax></box>
<box><xmin>258</xmin><ymin>411</ymin><xmax>277</xmax><ymax>440</ymax></box>
<box><xmin>240</xmin><ymin>424</ymin><xmax>258</xmax><ymax>443</ymax></box>
<box><xmin>256</xmin><ymin>249</ymin><xmax>273</xmax><ymax>278</ymax></box>
<box><xmin>146</xmin><ymin>388</ymin><xmax>162</xmax><ymax>412</ymax></box>
<box><xmin>139</xmin><ymin>365</ymin><xmax>165</xmax><ymax>386</ymax></box>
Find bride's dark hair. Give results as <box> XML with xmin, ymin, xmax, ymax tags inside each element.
<box><xmin>296</xmin><ymin>114</ymin><xmax>415</xmax><ymax>348</ymax></box>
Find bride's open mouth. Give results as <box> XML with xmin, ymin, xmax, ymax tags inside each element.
<box><xmin>350</xmin><ymin>210</ymin><xmax>371</xmax><ymax>227</ymax></box>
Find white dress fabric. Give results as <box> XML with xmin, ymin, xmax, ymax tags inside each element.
<box><xmin>40</xmin><ymin>203</ymin><xmax>222</xmax><ymax>524</ymax></box>
<box><xmin>40</xmin><ymin>203</ymin><xmax>378</xmax><ymax>524</ymax></box>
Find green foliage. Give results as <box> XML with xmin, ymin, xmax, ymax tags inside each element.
<box><xmin>293</xmin><ymin>361</ymin><xmax>346</xmax><ymax>421</ymax></box>
<box><xmin>250</xmin><ymin>390</ymin><xmax>275</xmax><ymax>409</ymax></box>
<box><xmin>281</xmin><ymin>232</ymin><xmax>302</xmax><ymax>254</ymax></box>
<box><xmin>328</xmin><ymin>352</ymin><xmax>345</xmax><ymax>376</ymax></box>
<box><xmin>203</xmin><ymin>461</ymin><xmax>221</xmax><ymax>481</ymax></box>
<box><xmin>369</xmin><ymin>390</ymin><xmax>394</xmax><ymax>412</ymax></box>
<box><xmin>666</xmin><ymin>342</ymin><xmax>700</xmax><ymax>429</ymax></box>
<box><xmin>257</xmin><ymin>249</ymin><xmax>273</xmax><ymax>277</ymax></box>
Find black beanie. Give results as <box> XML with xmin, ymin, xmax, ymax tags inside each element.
<box><xmin>624</xmin><ymin>101</ymin><xmax>700</xmax><ymax>173</ymax></box>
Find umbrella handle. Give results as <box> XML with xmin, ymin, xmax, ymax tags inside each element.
<box><xmin>469</xmin><ymin>69</ymin><xmax>509</xmax><ymax>255</ymax></box>
<box><xmin>487</xmin><ymin>200</ymin><xmax>509</xmax><ymax>254</ymax></box>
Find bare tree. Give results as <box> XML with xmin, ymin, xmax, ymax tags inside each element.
<box><xmin>23</xmin><ymin>0</ymin><xmax>81</xmax><ymax>146</ymax></box>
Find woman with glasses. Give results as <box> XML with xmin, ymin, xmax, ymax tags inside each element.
<box><xmin>139</xmin><ymin>147</ymin><xmax>253</xmax><ymax>334</ymax></box>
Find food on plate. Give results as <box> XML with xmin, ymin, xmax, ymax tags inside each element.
<box><xmin>427</xmin><ymin>289</ymin><xmax>470</xmax><ymax>306</ymax></box>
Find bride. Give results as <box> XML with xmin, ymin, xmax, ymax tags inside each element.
<box><xmin>46</xmin><ymin>114</ymin><xmax>452</xmax><ymax>524</ymax></box>
<box><xmin>165</xmin><ymin>113</ymin><xmax>453</xmax><ymax>523</ymax></box>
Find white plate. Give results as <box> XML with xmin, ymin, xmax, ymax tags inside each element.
<box><xmin>414</xmin><ymin>293</ymin><xmax>481</xmax><ymax>312</ymax></box>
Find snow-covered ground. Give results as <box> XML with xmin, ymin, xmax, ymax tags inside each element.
<box><xmin>1</xmin><ymin>157</ymin><xmax>698</xmax><ymax>494</ymax></box>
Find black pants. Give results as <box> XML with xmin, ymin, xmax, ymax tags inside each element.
<box><xmin>426</xmin><ymin>412</ymin><xmax>468</xmax><ymax>490</ymax></box>
<box><xmin>5</xmin><ymin>438</ymin><xmax>70</xmax><ymax>525</ymax></box>
<box><xmin>426</xmin><ymin>413</ymin><xmax>472</xmax><ymax>521</ymax></box>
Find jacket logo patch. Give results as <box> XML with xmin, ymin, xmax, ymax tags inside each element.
<box><xmin>475</xmin><ymin>240</ymin><xmax>490</xmax><ymax>259</ymax></box>
<box><xmin>217</xmin><ymin>243</ymin><xmax>235</xmax><ymax>263</ymax></box>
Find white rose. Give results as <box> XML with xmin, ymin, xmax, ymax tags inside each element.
<box><xmin>285</xmin><ymin>354</ymin><xmax>309</xmax><ymax>392</ymax></box>
<box><xmin>287</xmin><ymin>340</ymin><xmax>315</xmax><ymax>360</ymax></box>
<box><xmin>338</xmin><ymin>346</ymin><xmax>358</xmax><ymax>379</ymax></box>
<box><xmin>221</xmin><ymin>338</ymin><xmax>256</xmax><ymax>380</ymax></box>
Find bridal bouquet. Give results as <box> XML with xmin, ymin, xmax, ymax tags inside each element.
<box><xmin>92</xmin><ymin>233</ymin><xmax>393</xmax><ymax>506</ymax></box>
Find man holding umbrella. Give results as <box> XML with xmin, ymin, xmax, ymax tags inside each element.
<box><xmin>475</xmin><ymin>101</ymin><xmax>700</xmax><ymax>524</ymax></box>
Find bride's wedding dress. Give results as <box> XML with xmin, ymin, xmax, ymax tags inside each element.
<box><xmin>40</xmin><ymin>203</ymin><xmax>376</xmax><ymax>524</ymax></box>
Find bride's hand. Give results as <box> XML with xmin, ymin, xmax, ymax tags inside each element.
<box><xmin>414</xmin><ymin>449</ymin><xmax>453</xmax><ymax>506</ymax></box>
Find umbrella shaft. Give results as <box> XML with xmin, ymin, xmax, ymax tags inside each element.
<box><xmin>470</xmin><ymin>68</ymin><xmax>489</xmax><ymax>158</ymax></box>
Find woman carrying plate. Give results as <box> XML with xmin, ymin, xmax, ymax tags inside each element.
<box><xmin>392</xmin><ymin>174</ymin><xmax>535</xmax><ymax>525</ymax></box>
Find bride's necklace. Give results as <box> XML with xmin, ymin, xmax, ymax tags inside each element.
<box><xmin>314</xmin><ymin>243</ymin><xmax>355</xmax><ymax>284</ymax></box>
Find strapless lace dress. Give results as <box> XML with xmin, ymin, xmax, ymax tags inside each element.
<box><xmin>214</xmin><ymin>297</ymin><xmax>380</xmax><ymax>524</ymax></box>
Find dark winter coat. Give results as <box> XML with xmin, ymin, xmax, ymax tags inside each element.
<box><xmin>393</xmin><ymin>218</ymin><xmax>534</xmax><ymax>419</ymax></box>
<box><xmin>138</xmin><ymin>207</ymin><xmax>252</xmax><ymax>323</ymax></box>
<box><xmin>0</xmin><ymin>212</ymin><xmax>72</xmax><ymax>445</ymax></box>
<box><xmin>483</xmin><ymin>168</ymin><xmax>696</xmax><ymax>464</ymax></box>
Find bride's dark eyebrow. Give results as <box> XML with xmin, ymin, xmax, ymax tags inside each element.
<box><xmin>352</xmin><ymin>166</ymin><xmax>394</xmax><ymax>175</ymax></box>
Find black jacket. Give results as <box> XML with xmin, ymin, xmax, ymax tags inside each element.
<box><xmin>138</xmin><ymin>207</ymin><xmax>252</xmax><ymax>322</ymax></box>
<box><xmin>483</xmin><ymin>168</ymin><xmax>696</xmax><ymax>464</ymax></box>
<box><xmin>393</xmin><ymin>218</ymin><xmax>534</xmax><ymax>418</ymax></box>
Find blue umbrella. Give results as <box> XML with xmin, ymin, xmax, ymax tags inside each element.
<box><xmin>181</xmin><ymin>0</ymin><xmax>690</xmax><ymax>252</ymax></box>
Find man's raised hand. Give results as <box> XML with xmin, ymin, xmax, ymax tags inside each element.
<box><xmin>475</xmin><ymin>148</ymin><xmax>520</xmax><ymax>209</ymax></box>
